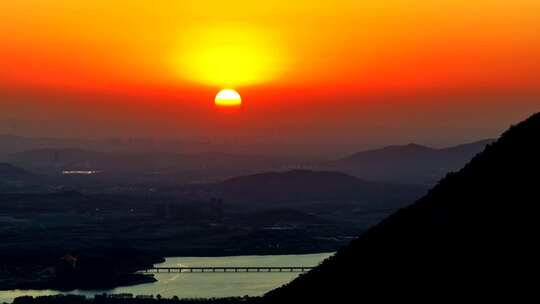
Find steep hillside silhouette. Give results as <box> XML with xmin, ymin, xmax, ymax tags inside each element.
<box><xmin>265</xmin><ymin>114</ymin><xmax>539</xmax><ymax>301</ymax></box>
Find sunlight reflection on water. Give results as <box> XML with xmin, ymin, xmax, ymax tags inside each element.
<box><xmin>0</xmin><ymin>253</ymin><xmax>333</xmax><ymax>303</ymax></box>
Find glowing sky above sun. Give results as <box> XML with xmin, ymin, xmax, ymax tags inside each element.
<box><xmin>0</xmin><ymin>1</ymin><xmax>539</xmax><ymax>155</ymax></box>
<box><xmin>2</xmin><ymin>0</ymin><xmax>539</xmax><ymax>92</ymax></box>
<box><xmin>176</xmin><ymin>27</ymin><xmax>284</xmax><ymax>87</ymax></box>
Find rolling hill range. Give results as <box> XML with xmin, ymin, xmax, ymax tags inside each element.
<box><xmin>207</xmin><ymin>169</ymin><xmax>426</xmax><ymax>209</ymax></box>
<box><xmin>264</xmin><ymin>114</ymin><xmax>539</xmax><ymax>301</ymax></box>
<box><xmin>2</xmin><ymin>137</ymin><xmax>492</xmax><ymax>187</ymax></box>
<box><xmin>199</xmin><ymin>169</ymin><xmax>428</xmax><ymax>233</ymax></box>
<box><xmin>324</xmin><ymin>139</ymin><xmax>494</xmax><ymax>185</ymax></box>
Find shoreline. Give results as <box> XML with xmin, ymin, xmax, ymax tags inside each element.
<box><xmin>0</xmin><ymin>250</ymin><xmax>334</xmax><ymax>293</ymax></box>
<box><xmin>0</xmin><ymin>274</ymin><xmax>157</xmax><ymax>293</ymax></box>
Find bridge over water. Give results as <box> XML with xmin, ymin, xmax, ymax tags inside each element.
<box><xmin>138</xmin><ymin>266</ymin><xmax>314</xmax><ymax>273</ymax></box>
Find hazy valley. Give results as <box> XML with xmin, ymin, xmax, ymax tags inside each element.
<box><xmin>0</xmin><ymin>137</ymin><xmax>493</xmax><ymax>291</ymax></box>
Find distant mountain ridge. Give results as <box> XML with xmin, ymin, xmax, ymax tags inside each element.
<box><xmin>2</xmin><ymin>135</ymin><xmax>493</xmax><ymax>186</ymax></box>
<box><xmin>324</xmin><ymin>139</ymin><xmax>494</xmax><ymax>185</ymax></box>
<box><xmin>265</xmin><ymin>115</ymin><xmax>539</xmax><ymax>301</ymax></box>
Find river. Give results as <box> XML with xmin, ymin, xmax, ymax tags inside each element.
<box><xmin>0</xmin><ymin>252</ymin><xmax>333</xmax><ymax>303</ymax></box>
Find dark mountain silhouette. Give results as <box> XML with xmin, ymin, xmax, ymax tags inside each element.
<box><xmin>0</xmin><ymin>163</ymin><xmax>48</xmax><ymax>192</ymax></box>
<box><xmin>210</xmin><ymin>169</ymin><xmax>425</xmax><ymax>208</ymax></box>
<box><xmin>264</xmin><ymin>114</ymin><xmax>539</xmax><ymax>302</ymax></box>
<box><xmin>325</xmin><ymin>139</ymin><xmax>494</xmax><ymax>185</ymax></box>
<box><xmin>0</xmin><ymin>163</ymin><xmax>32</xmax><ymax>179</ymax></box>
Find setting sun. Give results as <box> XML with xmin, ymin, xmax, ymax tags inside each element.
<box><xmin>215</xmin><ymin>89</ymin><xmax>242</xmax><ymax>107</ymax></box>
<box><xmin>0</xmin><ymin>1</ymin><xmax>539</xmax><ymax>301</ymax></box>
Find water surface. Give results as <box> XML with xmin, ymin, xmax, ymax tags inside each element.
<box><xmin>0</xmin><ymin>253</ymin><xmax>333</xmax><ymax>303</ymax></box>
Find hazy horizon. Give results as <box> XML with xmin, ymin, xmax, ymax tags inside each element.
<box><xmin>1</xmin><ymin>88</ymin><xmax>537</xmax><ymax>157</ymax></box>
<box><xmin>2</xmin><ymin>1</ymin><xmax>539</xmax><ymax>156</ymax></box>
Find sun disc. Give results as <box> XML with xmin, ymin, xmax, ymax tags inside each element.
<box><xmin>215</xmin><ymin>89</ymin><xmax>242</xmax><ymax>107</ymax></box>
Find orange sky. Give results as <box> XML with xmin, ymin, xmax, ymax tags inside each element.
<box><xmin>1</xmin><ymin>1</ymin><xmax>539</xmax><ymax>155</ymax></box>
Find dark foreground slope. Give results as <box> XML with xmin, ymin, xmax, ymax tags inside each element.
<box><xmin>265</xmin><ymin>113</ymin><xmax>540</xmax><ymax>302</ymax></box>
